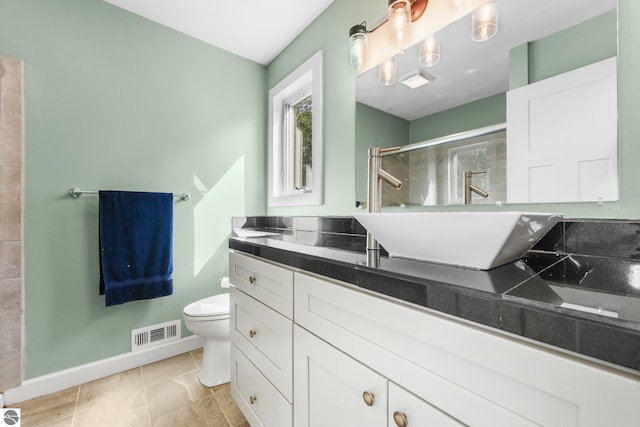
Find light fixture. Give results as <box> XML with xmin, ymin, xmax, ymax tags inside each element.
<box><xmin>348</xmin><ymin>0</ymin><xmax>428</xmax><ymax>73</ymax></box>
<box><xmin>388</xmin><ymin>0</ymin><xmax>412</xmax><ymax>47</ymax></box>
<box><xmin>388</xmin><ymin>0</ymin><xmax>429</xmax><ymax>48</ymax></box>
<box><xmin>419</xmin><ymin>34</ymin><xmax>440</xmax><ymax>67</ymax></box>
<box><xmin>471</xmin><ymin>0</ymin><xmax>498</xmax><ymax>42</ymax></box>
<box><xmin>349</xmin><ymin>23</ymin><xmax>369</xmax><ymax>72</ymax></box>
<box><xmin>399</xmin><ymin>69</ymin><xmax>435</xmax><ymax>89</ymax></box>
<box><xmin>379</xmin><ymin>57</ymin><xmax>397</xmax><ymax>86</ymax></box>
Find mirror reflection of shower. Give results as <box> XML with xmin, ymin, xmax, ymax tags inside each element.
<box><xmin>381</xmin><ymin>126</ymin><xmax>506</xmax><ymax>207</ymax></box>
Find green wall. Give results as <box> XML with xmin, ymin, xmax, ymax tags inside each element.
<box><xmin>529</xmin><ymin>10</ymin><xmax>617</xmax><ymax>84</ymax></box>
<box><xmin>0</xmin><ymin>0</ymin><xmax>266</xmax><ymax>378</ymax></box>
<box><xmin>510</xmin><ymin>10</ymin><xmax>617</xmax><ymax>88</ymax></box>
<box><xmin>409</xmin><ymin>93</ymin><xmax>506</xmax><ymax>143</ymax></box>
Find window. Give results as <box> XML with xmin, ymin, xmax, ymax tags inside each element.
<box><xmin>269</xmin><ymin>51</ymin><xmax>322</xmax><ymax>206</ymax></box>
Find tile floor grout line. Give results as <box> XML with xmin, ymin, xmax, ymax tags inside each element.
<box><xmin>188</xmin><ymin>349</ymin><xmax>198</xmax><ymax>368</ymax></box>
<box><xmin>71</xmin><ymin>384</ymin><xmax>81</xmax><ymax>427</ymax></box>
<box><xmin>140</xmin><ymin>361</ymin><xmax>155</xmax><ymax>426</ymax></box>
<box><xmin>139</xmin><ymin>366</ymin><xmax>153</xmax><ymax>427</ymax></box>
<box><xmin>212</xmin><ymin>388</ymin><xmax>233</xmax><ymax>427</ymax></box>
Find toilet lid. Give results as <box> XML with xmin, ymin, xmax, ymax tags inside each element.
<box><xmin>184</xmin><ymin>294</ymin><xmax>230</xmax><ymax>317</ymax></box>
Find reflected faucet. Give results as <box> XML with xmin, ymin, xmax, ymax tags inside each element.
<box><xmin>367</xmin><ymin>147</ymin><xmax>403</xmax><ymax>266</ymax></box>
<box><xmin>464</xmin><ymin>171</ymin><xmax>489</xmax><ymax>204</ymax></box>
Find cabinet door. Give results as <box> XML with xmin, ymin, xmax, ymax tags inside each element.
<box><xmin>293</xmin><ymin>326</ymin><xmax>387</xmax><ymax>427</ymax></box>
<box><xmin>389</xmin><ymin>382</ymin><xmax>465</xmax><ymax>427</ymax></box>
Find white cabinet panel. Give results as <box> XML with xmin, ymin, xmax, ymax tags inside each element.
<box><xmin>230</xmin><ymin>345</ymin><xmax>292</xmax><ymax>427</ymax></box>
<box><xmin>229</xmin><ymin>251</ymin><xmax>294</xmax><ymax>318</ymax></box>
<box><xmin>507</xmin><ymin>57</ymin><xmax>617</xmax><ymax>203</ymax></box>
<box><xmin>293</xmin><ymin>326</ymin><xmax>387</xmax><ymax>427</ymax></box>
<box><xmin>230</xmin><ymin>287</ymin><xmax>293</xmax><ymax>401</ymax></box>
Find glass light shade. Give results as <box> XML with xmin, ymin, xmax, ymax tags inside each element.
<box><xmin>419</xmin><ymin>35</ymin><xmax>440</xmax><ymax>67</ymax></box>
<box><xmin>388</xmin><ymin>0</ymin><xmax>412</xmax><ymax>48</ymax></box>
<box><xmin>471</xmin><ymin>1</ymin><xmax>498</xmax><ymax>41</ymax></box>
<box><xmin>448</xmin><ymin>0</ymin><xmax>464</xmax><ymax>12</ymax></box>
<box><xmin>379</xmin><ymin>57</ymin><xmax>397</xmax><ymax>86</ymax></box>
<box><xmin>349</xmin><ymin>25</ymin><xmax>368</xmax><ymax>72</ymax></box>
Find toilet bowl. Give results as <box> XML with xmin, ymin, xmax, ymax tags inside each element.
<box><xmin>183</xmin><ymin>293</ymin><xmax>230</xmax><ymax>386</ymax></box>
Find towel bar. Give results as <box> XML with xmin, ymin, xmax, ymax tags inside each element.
<box><xmin>68</xmin><ymin>187</ymin><xmax>190</xmax><ymax>201</ymax></box>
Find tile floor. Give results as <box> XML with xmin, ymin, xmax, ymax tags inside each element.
<box><xmin>9</xmin><ymin>348</ymin><xmax>249</xmax><ymax>427</ymax></box>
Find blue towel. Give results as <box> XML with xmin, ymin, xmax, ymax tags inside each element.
<box><xmin>99</xmin><ymin>191</ymin><xmax>173</xmax><ymax>306</ymax></box>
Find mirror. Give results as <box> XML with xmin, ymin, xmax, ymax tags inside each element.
<box><xmin>355</xmin><ymin>0</ymin><xmax>617</xmax><ymax>206</ymax></box>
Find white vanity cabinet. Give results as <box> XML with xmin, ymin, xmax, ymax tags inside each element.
<box><xmin>293</xmin><ymin>271</ymin><xmax>640</xmax><ymax>427</ymax></box>
<box><xmin>229</xmin><ymin>251</ymin><xmax>640</xmax><ymax>427</ymax></box>
<box><xmin>229</xmin><ymin>252</ymin><xmax>294</xmax><ymax>427</ymax></box>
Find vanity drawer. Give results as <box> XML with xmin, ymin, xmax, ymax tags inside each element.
<box><xmin>229</xmin><ymin>251</ymin><xmax>294</xmax><ymax>318</ymax></box>
<box><xmin>231</xmin><ymin>344</ymin><xmax>292</xmax><ymax>427</ymax></box>
<box><xmin>230</xmin><ymin>286</ymin><xmax>293</xmax><ymax>401</ymax></box>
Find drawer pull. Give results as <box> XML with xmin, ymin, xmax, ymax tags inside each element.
<box><xmin>393</xmin><ymin>411</ymin><xmax>407</xmax><ymax>427</ymax></box>
<box><xmin>248</xmin><ymin>275</ymin><xmax>256</xmax><ymax>284</ymax></box>
<box><xmin>249</xmin><ymin>395</ymin><xmax>257</xmax><ymax>405</ymax></box>
<box><xmin>362</xmin><ymin>391</ymin><xmax>375</xmax><ymax>406</ymax></box>
<box><xmin>249</xmin><ymin>329</ymin><xmax>257</xmax><ymax>338</ymax></box>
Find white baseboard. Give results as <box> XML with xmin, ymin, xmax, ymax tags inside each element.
<box><xmin>3</xmin><ymin>335</ymin><xmax>203</xmax><ymax>405</ymax></box>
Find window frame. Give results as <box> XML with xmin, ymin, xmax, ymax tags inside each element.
<box><xmin>268</xmin><ymin>51</ymin><xmax>323</xmax><ymax>207</ymax></box>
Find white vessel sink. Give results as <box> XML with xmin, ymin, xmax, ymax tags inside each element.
<box><xmin>354</xmin><ymin>212</ymin><xmax>562</xmax><ymax>270</ymax></box>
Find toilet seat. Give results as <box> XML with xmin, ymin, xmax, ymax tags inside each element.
<box><xmin>183</xmin><ymin>294</ymin><xmax>230</xmax><ymax>321</ymax></box>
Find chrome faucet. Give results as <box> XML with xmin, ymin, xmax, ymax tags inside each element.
<box><xmin>463</xmin><ymin>171</ymin><xmax>489</xmax><ymax>204</ymax></box>
<box><xmin>367</xmin><ymin>146</ymin><xmax>403</xmax><ymax>266</ymax></box>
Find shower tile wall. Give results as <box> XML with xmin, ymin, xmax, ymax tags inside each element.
<box><xmin>0</xmin><ymin>54</ymin><xmax>24</xmax><ymax>392</ymax></box>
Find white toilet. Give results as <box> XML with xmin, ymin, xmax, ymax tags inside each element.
<box><xmin>183</xmin><ymin>292</ymin><xmax>230</xmax><ymax>387</ymax></box>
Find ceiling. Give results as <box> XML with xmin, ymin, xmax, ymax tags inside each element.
<box><xmin>356</xmin><ymin>0</ymin><xmax>617</xmax><ymax>121</ymax></box>
<box><xmin>102</xmin><ymin>0</ymin><xmax>336</xmax><ymax>65</ymax></box>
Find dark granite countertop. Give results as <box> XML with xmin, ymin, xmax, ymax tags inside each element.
<box><xmin>228</xmin><ymin>216</ymin><xmax>640</xmax><ymax>375</ymax></box>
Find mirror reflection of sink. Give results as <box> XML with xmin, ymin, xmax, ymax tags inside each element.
<box><xmin>354</xmin><ymin>212</ymin><xmax>562</xmax><ymax>270</ymax></box>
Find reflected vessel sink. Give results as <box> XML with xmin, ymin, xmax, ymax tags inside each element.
<box><xmin>354</xmin><ymin>212</ymin><xmax>562</xmax><ymax>270</ymax></box>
